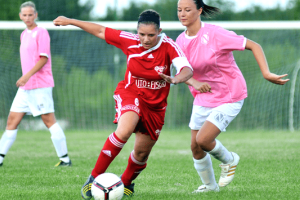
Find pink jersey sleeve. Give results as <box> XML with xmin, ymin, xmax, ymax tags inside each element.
<box><xmin>214</xmin><ymin>27</ymin><xmax>246</xmax><ymax>53</ymax></box>
<box><xmin>37</xmin><ymin>28</ymin><xmax>51</xmax><ymax>57</ymax></box>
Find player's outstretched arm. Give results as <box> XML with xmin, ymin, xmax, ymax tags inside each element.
<box><xmin>186</xmin><ymin>78</ymin><xmax>212</xmax><ymax>93</ymax></box>
<box><xmin>245</xmin><ymin>39</ymin><xmax>289</xmax><ymax>85</ymax></box>
<box><xmin>53</xmin><ymin>16</ymin><xmax>106</xmax><ymax>40</ymax></box>
<box><xmin>159</xmin><ymin>67</ymin><xmax>193</xmax><ymax>85</ymax></box>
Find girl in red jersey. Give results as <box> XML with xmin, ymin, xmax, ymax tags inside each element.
<box><xmin>54</xmin><ymin>9</ymin><xmax>193</xmax><ymax>199</ymax></box>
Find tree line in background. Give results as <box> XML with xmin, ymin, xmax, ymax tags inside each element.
<box><xmin>1</xmin><ymin>0</ymin><xmax>299</xmax><ymax>21</ymax></box>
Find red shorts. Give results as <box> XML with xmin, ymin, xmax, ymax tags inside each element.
<box><xmin>113</xmin><ymin>89</ymin><xmax>166</xmax><ymax>141</ymax></box>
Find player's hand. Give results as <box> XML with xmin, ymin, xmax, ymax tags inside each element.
<box><xmin>159</xmin><ymin>73</ymin><xmax>178</xmax><ymax>85</ymax></box>
<box><xmin>53</xmin><ymin>16</ymin><xmax>71</xmax><ymax>26</ymax></box>
<box><xmin>192</xmin><ymin>81</ymin><xmax>212</xmax><ymax>93</ymax></box>
<box><xmin>264</xmin><ymin>73</ymin><xmax>290</xmax><ymax>85</ymax></box>
<box><xmin>16</xmin><ymin>75</ymin><xmax>30</xmax><ymax>87</ymax></box>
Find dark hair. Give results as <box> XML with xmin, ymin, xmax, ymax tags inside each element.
<box><xmin>138</xmin><ymin>9</ymin><xmax>161</xmax><ymax>30</ymax></box>
<box><xmin>193</xmin><ymin>0</ymin><xmax>221</xmax><ymax>18</ymax></box>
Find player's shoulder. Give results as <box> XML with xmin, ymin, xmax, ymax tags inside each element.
<box><xmin>175</xmin><ymin>31</ymin><xmax>186</xmax><ymax>44</ymax></box>
<box><xmin>119</xmin><ymin>30</ymin><xmax>139</xmax><ymax>41</ymax></box>
<box><xmin>202</xmin><ymin>22</ymin><xmax>223</xmax><ymax>32</ymax></box>
<box><xmin>162</xmin><ymin>34</ymin><xmax>178</xmax><ymax>47</ymax></box>
<box><xmin>36</xmin><ymin>26</ymin><xmax>48</xmax><ymax>32</ymax></box>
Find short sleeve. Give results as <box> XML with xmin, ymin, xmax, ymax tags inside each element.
<box><xmin>105</xmin><ymin>28</ymin><xmax>138</xmax><ymax>55</ymax></box>
<box><xmin>166</xmin><ymin>37</ymin><xmax>192</xmax><ymax>74</ymax></box>
<box><xmin>105</xmin><ymin>27</ymin><xmax>123</xmax><ymax>49</ymax></box>
<box><xmin>214</xmin><ymin>27</ymin><xmax>246</xmax><ymax>53</ymax></box>
<box><xmin>37</xmin><ymin>28</ymin><xmax>50</xmax><ymax>58</ymax></box>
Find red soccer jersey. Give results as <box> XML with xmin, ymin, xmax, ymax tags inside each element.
<box><xmin>105</xmin><ymin>27</ymin><xmax>191</xmax><ymax>109</ymax></box>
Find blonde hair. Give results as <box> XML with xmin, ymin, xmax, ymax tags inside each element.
<box><xmin>20</xmin><ymin>1</ymin><xmax>37</xmax><ymax>13</ymax></box>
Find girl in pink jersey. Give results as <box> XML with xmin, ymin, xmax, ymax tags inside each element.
<box><xmin>54</xmin><ymin>9</ymin><xmax>193</xmax><ymax>199</ymax></box>
<box><xmin>0</xmin><ymin>1</ymin><xmax>71</xmax><ymax>167</ymax></box>
<box><xmin>175</xmin><ymin>0</ymin><xmax>290</xmax><ymax>193</ymax></box>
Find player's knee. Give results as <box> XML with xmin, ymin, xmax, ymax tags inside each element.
<box><xmin>133</xmin><ymin>150</ymin><xmax>149</xmax><ymax>162</ymax></box>
<box><xmin>196</xmin><ymin>137</ymin><xmax>211</xmax><ymax>151</ymax></box>
<box><xmin>190</xmin><ymin>141</ymin><xmax>199</xmax><ymax>153</ymax></box>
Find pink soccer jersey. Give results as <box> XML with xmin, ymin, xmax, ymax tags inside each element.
<box><xmin>176</xmin><ymin>22</ymin><xmax>248</xmax><ymax>107</ymax></box>
<box><xmin>20</xmin><ymin>26</ymin><xmax>54</xmax><ymax>90</ymax></box>
<box><xmin>105</xmin><ymin>27</ymin><xmax>192</xmax><ymax>109</ymax></box>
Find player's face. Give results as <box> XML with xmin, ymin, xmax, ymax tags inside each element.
<box><xmin>138</xmin><ymin>24</ymin><xmax>162</xmax><ymax>49</ymax></box>
<box><xmin>19</xmin><ymin>6</ymin><xmax>37</xmax><ymax>29</ymax></box>
<box><xmin>177</xmin><ymin>0</ymin><xmax>202</xmax><ymax>27</ymax></box>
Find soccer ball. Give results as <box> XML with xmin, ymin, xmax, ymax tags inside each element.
<box><xmin>91</xmin><ymin>173</ymin><xmax>124</xmax><ymax>200</ymax></box>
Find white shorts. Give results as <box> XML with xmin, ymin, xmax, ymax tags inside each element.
<box><xmin>189</xmin><ymin>100</ymin><xmax>244</xmax><ymax>132</ymax></box>
<box><xmin>10</xmin><ymin>87</ymin><xmax>55</xmax><ymax>117</ymax></box>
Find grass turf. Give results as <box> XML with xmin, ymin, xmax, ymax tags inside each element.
<box><xmin>0</xmin><ymin>129</ymin><xmax>299</xmax><ymax>199</ymax></box>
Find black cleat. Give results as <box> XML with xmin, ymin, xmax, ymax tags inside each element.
<box><xmin>81</xmin><ymin>174</ymin><xmax>95</xmax><ymax>200</ymax></box>
<box><xmin>54</xmin><ymin>160</ymin><xmax>72</xmax><ymax>167</ymax></box>
<box><xmin>124</xmin><ymin>183</ymin><xmax>135</xmax><ymax>197</ymax></box>
<box><xmin>0</xmin><ymin>162</ymin><xmax>2</xmax><ymax>167</ymax></box>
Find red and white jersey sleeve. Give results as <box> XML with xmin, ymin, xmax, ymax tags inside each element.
<box><xmin>105</xmin><ymin>27</ymin><xmax>191</xmax><ymax>108</ymax></box>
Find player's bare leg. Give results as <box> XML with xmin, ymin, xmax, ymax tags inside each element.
<box><xmin>193</xmin><ymin>121</ymin><xmax>239</xmax><ymax>192</ymax></box>
<box><xmin>122</xmin><ymin>132</ymin><xmax>156</xmax><ymax>196</ymax></box>
<box><xmin>0</xmin><ymin>112</ymin><xmax>25</xmax><ymax>166</ymax></box>
<box><xmin>41</xmin><ymin>112</ymin><xmax>71</xmax><ymax>166</ymax></box>
<box><xmin>191</xmin><ymin>125</ymin><xmax>219</xmax><ymax>193</ymax></box>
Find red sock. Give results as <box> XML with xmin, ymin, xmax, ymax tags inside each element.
<box><xmin>91</xmin><ymin>132</ymin><xmax>126</xmax><ymax>178</ymax></box>
<box><xmin>121</xmin><ymin>151</ymin><xmax>147</xmax><ymax>186</ymax></box>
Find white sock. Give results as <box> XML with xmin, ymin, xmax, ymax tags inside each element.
<box><xmin>49</xmin><ymin>123</ymin><xmax>70</xmax><ymax>162</ymax></box>
<box><xmin>0</xmin><ymin>129</ymin><xmax>18</xmax><ymax>162</ymax></box>
<box><xmin>193</xmin><ymin>153</ymin><xmax>217</xmax><ymax>188</ymax></box>
<box><xmin>209</xmin><ymin>139</ymin><xmax>233</xmax><ymax>164</ymax></box>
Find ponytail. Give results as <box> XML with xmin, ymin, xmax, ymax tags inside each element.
<box><xmin>193</xmin><ymin>0</ymin><xmax>221</xmax><ymax>18</ymax></box>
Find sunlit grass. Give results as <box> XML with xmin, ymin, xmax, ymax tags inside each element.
<box><xmin>0</xmin><ymin>129</ymin><xmax>299</xmax><ymax>199</ymax></box>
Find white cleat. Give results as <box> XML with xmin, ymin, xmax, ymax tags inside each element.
<box><xmin>192</xmin><ymin>185</ymin><xmax>220</xmax><ymax>193</ymax></box>
<box><xmin>218</xmin><ymin>152</ymin><xmax>240</xmax><ymax>187</ymax></box>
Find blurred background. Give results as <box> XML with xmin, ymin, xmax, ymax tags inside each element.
<box><xmin>0</xmin><ymin>0</ymin><xmax>300</xmax><ymax>131</ymax></box>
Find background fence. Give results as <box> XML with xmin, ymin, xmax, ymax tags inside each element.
<box><xmin>0</xmin><ymin>21</ymin><xmax>299</xmax><ymax>131</ymax></box>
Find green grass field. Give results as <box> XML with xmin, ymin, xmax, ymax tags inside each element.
<box><xmin>0</xmin><ymin>129</ymin><xmax>299</xmax><ymax>200</ymax></box>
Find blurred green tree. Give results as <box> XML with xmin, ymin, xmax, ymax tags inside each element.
<box><xmin>0</xmin><ymin>0</ymin><xmax>94</xmax><ymax>20</ymax></box>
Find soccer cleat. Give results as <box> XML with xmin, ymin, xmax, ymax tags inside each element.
<box><xmin>124</xmin><ymin>183</ymin><xmax>135</xmax><ymax>197</ymax></box>
<box><xmin>54</xmin><ymin>160</ymin><xmax>72</xmax><ymax>167</ymax></box>
<box><xmin>192</xmin><ymin>185</ymin><xmax>219</xmax><ymax>193</ymax></box>
<box><xmin>0</xmin><ymin>162</ymin><xmax>2</xmax><ymax>167</ymax></box>
<box><xmin>81</xmin><ymin>174</ymin><xmax>95</xmax><ymax>200</ymax></box>
<box><xmin>218</xmin><ymin>152</ymin><xmax>240</xmax><ymax>187</ymax></box>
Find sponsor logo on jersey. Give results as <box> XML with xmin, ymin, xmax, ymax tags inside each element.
<box><xmin>102</xmin><ymin>150</ymin><xmax>112</xmax><ymax>157</ymax></box>
<box><xmin>201</xmin><ymin>33</ymin><xmax>209</xmax><ymax>45</ymax></box>
<box><xmin>32</xmin><ymin>31</ymin><xmax>37</xmax><ymax>38</ymax></box>
<box><xmin>147</xmin><ymin>54</ymin><xmax>154</xmax><ymax>59</ymax></box>
<box><xmin>135</xmin><ymin>79</ymin><xmax>167</xmax><ymax>90</ymax></box>
<box><xmin>154</xmin><ymin>65</ymin><xmax>167</xmax><ymax>74</ymax></box>
<box><xmin>121</xmin><ymin>104</ymin><xmax>140</xmax><ymax>114</ymax></box>
<box><xmin>135</xmin><ymin>98</ymin><xmax>139</xmax><ymax>106</ymax></box>
<box><xmin>155</xmin><ymin>129</ymin><xmax>161</xmax><ymax>137</ymax></box>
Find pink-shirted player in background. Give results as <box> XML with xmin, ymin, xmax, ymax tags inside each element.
<box><xmin>175</xmin><ymin>0</ymin><xmax>290</xmax><ymax>193</ymax></box>
<box><xmin>53</xmin><ymin>9</ymin><xmax>193</xmax><ymax>199</ymax></box>
<box><xmin>0</xmin><ymin>1</ymin><xmax>71</xmax><ymax>167</ymax></box>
